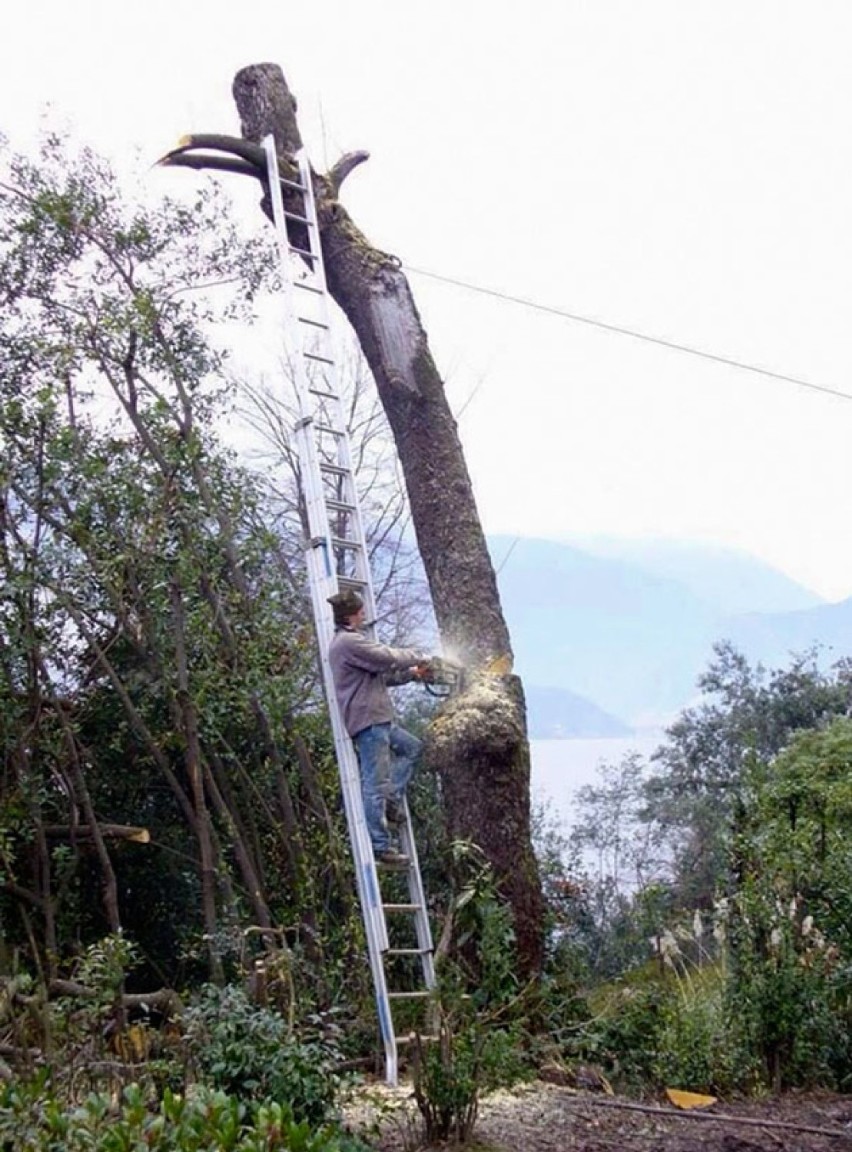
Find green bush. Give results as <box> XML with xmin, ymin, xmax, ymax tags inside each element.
<box><xmin>656</xmin><ymin>973</ymin><xmax>736</xmax><ymax>1094</ymax></box>
<box><xmin>413</xmin><ymin>1017</ymin><xmax>525</xmax><ymax>1144</ymax></box>
<box><xmin>183</xmin><ymin>985</ymin><xmax>343</xmax><ymax>1126</ymax></box>
<box><xmin>581</xmin><ymin>983</ymin><xmax>670</xmax><ymax>1091</ymax></box>
<box><xmin>726</xmin><ymin>883</ymin><xmax>848</xmax><ymax>1091</ymax></box>
<box><xmin>411</xmin><ymin>845</ymin><xmax>531</xmax><ymax>1143</ymax></box>
<box><xmin>0</xmin><ymin>1077</ymin><xmax>368</xmax><ymax>1151</ymax></box>
<box><xmin>574</xmin><ymin>961</ymin><xmax>738</xmax><ymax>1095</ymax></box>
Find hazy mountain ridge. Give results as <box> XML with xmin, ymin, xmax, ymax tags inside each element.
<box><xmin>492</xmin><ymin>536</ymin><xmax>722</xmax><ymax>725</ymax></box>
<box><xmin>524</xmin><ymin>684</ymin><xmax>632</xmax><ymax>739</ymax></box>
<box><xmin>563</xmin><ymin>535</ymin><xmax>824</xmax><ymax>615</ymax></box>
<box><xmin>722</xmin><ymin>595</ymin><xmax>852</xmax><ymax>669</ymax></box>
<box><xmin>491</xmin><ymin>535</ymin><xmax>845</xmax><ymax>733</ymax></box>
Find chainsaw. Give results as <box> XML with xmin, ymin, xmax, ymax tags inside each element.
<box><xmin>414</xmin><ymin>652</ymin><xmax>512</xmax><ymax>698</ymax></box>
<box><xmin>415</xmin><ymin>656</ymin><xmax>465</xmax><ymax>698</ymax></box>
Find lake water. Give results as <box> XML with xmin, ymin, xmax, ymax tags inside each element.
<box><xmin>530</xmin><ymin>732</ymin><xmax>665</xmax><ymax>830</ymax></box>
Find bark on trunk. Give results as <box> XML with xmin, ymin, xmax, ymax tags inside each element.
<box><xmin>230</xmin><ymin>62</ymin><xmax>543</xmax><ymax>975</ymax></box>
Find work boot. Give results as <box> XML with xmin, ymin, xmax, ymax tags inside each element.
<box><xmin>375</xmin><ymin>848</ymin><xmax>410</xmax><ymax>868</ymax></box>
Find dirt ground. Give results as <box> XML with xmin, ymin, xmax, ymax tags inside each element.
<box><xmin>345</xmin><ymin>1080</ymin><xmax>852</xmax><ymax>1151</ymax></box>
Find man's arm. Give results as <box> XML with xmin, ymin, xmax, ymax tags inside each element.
<box><xmin>339</xmin><ymin>630</ymin><xmax>423</xmax><ymax>675</ymax></box>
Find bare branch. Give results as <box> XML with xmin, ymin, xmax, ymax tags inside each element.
<box><xmin>327</xmin><ymin>150</ymin><xmax>370</xmax><ymax>196</ymax></box>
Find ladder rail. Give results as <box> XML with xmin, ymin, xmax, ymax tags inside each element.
<box><xmin>263</xmin><ymin>139</ymin><xmax>386</xmax><ymax>951</ymax></box>
<box><xmin>298</xmin><ymin>156</ymin><xmax>375</xmax><ymax>593</ymax></box>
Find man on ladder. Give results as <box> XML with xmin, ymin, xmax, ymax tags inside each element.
<box><xmin>327</xmin><ymin>589</ymin><xmax>433</xmax><ymax>867</ymax></box>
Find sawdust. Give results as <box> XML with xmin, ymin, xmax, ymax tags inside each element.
<box><xmin>342</xmin><ymin>1079</ymin><xmax>852</xmax><ymax>1151</ymax></box>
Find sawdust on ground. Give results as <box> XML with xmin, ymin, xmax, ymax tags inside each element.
<box><xmin>343</xmin><ymin>1079</ymin><xmax>852</xmax><ymax>1151</ymax></box>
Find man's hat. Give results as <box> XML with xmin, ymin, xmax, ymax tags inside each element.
<box><xmin>327</xmin><ymin>589</ymin><xmax>364</xmax><ymax>621</ymax></box>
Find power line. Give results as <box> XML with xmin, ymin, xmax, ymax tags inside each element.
<box><xmin>403</xmin><ymin>264</ymin><xmax>852</xmax><ymax>404</ymax></box>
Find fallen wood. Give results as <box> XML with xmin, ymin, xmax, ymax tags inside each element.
<box><xmin>42</xmin><ymin>824</ymin><xmax>150</xmax><ymax>843</ymax></box>
<box><xmin>567</xmin><ymin>1093</ymin><xmax>851</xmax><ymax>1140</ymax></box>
<box><xmin>47</xmin><ymin>981</ymin><xmax>182</xmax><ymax>1014</ymax></box>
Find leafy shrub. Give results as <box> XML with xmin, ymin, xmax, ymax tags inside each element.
<box><xmin>183</xmin><ymin>984</ymin><xmax>343</xmax><ymax>1126</ymax></box>
<box><xmin>412</xmin><ymin>844</ymin><xmax>531</xmax><ymax>1143</ymax></box>
<box><xmin>656</xmin><ymin>972</ymin><xmax>737</xmax><ymax>1094</ymax></box>
<box><xmin>413</xmin><ymin>1016</ymin><xmax>525</xmax><ymax>1143</ymax></box>
<box><xmin>0</xmin><ymin>1077</ymin><xmax>368</xmax><ymax>1151</ymax></box>
<box><xmin>581</xmin><ymin>983</ymin><xmax>670</xmax><ymax>1091</ymax></box>
<box><xmin>726</xmin><ymin>879</ymin><xmax>848</xmax><ymax>1091</ymax></box>
<box><xmin>724</xmin><ymin>722</ymin><xmax>852</xmax><ymax>1091</ymax></box>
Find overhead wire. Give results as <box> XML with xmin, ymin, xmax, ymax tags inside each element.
<box><xmin>403</xmin><ymin>264</ymin><xmax>852</xmax><ymax>405</ymax></box>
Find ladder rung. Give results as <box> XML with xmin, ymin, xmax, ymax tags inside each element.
<box><xmin>289</xmin><ymin>244</ymin><xmax>317</xmax><ymax>260</ymax></box>
<box><xmin>278</xmin><ymin>174</ymin><xmax>308</xmax><ymax>193</ymax></box>
<box><xmin>305</xmin><ymin>353</ymin><xmax>335</xmax><ymax>365</ymax></box>
<box><xmin>308</xmin><ymin>388</ymin><xmax>337</xmax><ymax>400</ymax></box>
<box><xmin>284</xmin><ymin>211</ymin><xmax>314</xmax><ymax>226</ymax></box>
<box><xmin>326</xmin><ymin>499</ymin><xmax>356</xmax><ymax>513</ymax></box>
<box><xmin>386</xmin><ymin>948</ymin><xmax>431</xmax><ymax>957</ymax></box>
<box><xmin>331</xmin><ymin>537</ymin><xmax>363</xmax><ymax>551</ymax></box>
<box><xmin>338</xmin><ymin>577</ymin><xmax>367</xmax><ymax>591</ymax></box>
<box><xmin>298</xmin><ymin>316</ymin><xmax>330</xmax><ymax>330</ymax></box>
<box><xmin>315</xmin><ymin>424</ymin><xmax>344</xmax><ymax>437</ymax></box>
<box><xmin>388</xmin><ymin>991</ymin><xmax>431</xmax><ymax>1001</ymax></box>
<box><xmin>295</xmin><ymin>281</ymin><xmax>323</xmax><ymax>295</ymax></box>
<box><xmin>319</xmin><ymin>462</ymin><xmax>349</xmax><ymax>476</ymax></box>
<box><xmin>383</xmin><ymin>903</ymin><xmax>423</xmax><ymax>913</ymax></box>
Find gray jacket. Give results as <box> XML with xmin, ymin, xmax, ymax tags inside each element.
<box><xmin>328</xmin><ymin>626</ymin><xmax>423</xmax><ymax>737</ymax></box>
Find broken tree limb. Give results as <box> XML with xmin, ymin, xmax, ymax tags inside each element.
<box><xmin>42</xmin><ymin>824</ymin><xmax>150</xmax><ymax>843</ymax></box>
<box><xmin>47</xmin><ymin>980</ymin><xmax>183</xmax><ymax>1014</ymax></box>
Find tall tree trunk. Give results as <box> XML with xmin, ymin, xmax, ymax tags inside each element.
<box><xmin>226</xmin><ymin>63</ymin><xmax>543</xmax><ymax>975</ymax></box>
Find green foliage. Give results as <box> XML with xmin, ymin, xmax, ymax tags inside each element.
<box><xmin>0</xmin><ymin>129</ymin><xmax>363</xmax><ymax>991</ymax></box>
<box><xmin>542</xmin><ymin>650</ymin><xmax>852</xmax><ymax>1096</ymax></box>
<box><xmin>0</xmin><ymin>1075</ymin><xmax>366</xmax><ymax>1151</ymax></box>
<box><xmin>412</xmin><ymin>844</ymin><xmax>529</xmax><ymax>1144</ymax></box>
<box><xmin>561</xmin><ymin>904</ymin><xmax>736</xmax><ymax>1094</ymax></box>
<box><xmin>644</xmin><ymin>919</ymin><xmax>737</xmax><ymax>1093</ymax></box>
<box><xmin>582</xmin><ymin>982</ymin><xmax>671</xmax><ymax>1091</ymax></box>
<box><xmin>413</xmin><ymin>1020</ymin><xmax>521</xmax><ymax>1144</ymax></box>
<box><xmin>183</xmin><ymin>984</ymin><xmax>344</xmax><ymax>1126</ymax></box>
<box><xmin>724</xmin><ymin>881</ymin><xmax>843</xmax><ymax>1091</ymax></box>
<box><xmin>723</xmin><ymin>717</ymin><xmax>852</xmax><ymax>1090</ymax></box>
<box><xmin>645</xmin><ymin>642</ymin><xmax>852</xmax><ymax>909</ymax></box>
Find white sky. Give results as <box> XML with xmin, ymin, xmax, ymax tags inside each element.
<box><xmin>4</xmin><ymin>1</ymin><xmax>852</xmax><ymax>599</ymax></box>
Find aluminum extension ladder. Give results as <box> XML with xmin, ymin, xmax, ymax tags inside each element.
<box><xmin>263</xmin><ymin>137</ymin><xmax>436</xmax><ymax>1085</ymax></box>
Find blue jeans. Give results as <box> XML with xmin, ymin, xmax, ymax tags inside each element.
<box><xmin>353</xmin><ymin>723</ymin><xmax>422</xmax><ymax>853</ymax></box>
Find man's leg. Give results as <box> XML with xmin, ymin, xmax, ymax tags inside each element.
<box><xmin>387</xmin><ymin>724</ymin><xmax>422</xmax><ymax>807</ymax></box>
<box><xmin>353</xmin><ymin>724</ymin><xmax>392</xmax><ymax>853</ymax></box>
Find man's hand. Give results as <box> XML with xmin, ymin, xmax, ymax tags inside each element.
<box><xmin>412</xmin><ymin>660</ymin><xmax>437</xmax><ymax>683</ymax></box>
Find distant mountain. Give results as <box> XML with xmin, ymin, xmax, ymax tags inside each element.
<box><xmin>722</xmin><ymin>596</ymin><xmax>852</xmax><ymax>669</ymax></box>
<box><xmin>490</xmin><ymin>535</ymin><xmax>721</xmax><ymax>725</ymax></box>
<box><xmin>489</xmin><ymin>535</ymin><xmax>847</xmax><ymax>731</ymax></box>
<box><xmin>525</xmin><ymin>684</ymin><xmax>632</xmax><ymax>739</ymax></box>
<box><xmin>562</xmin><ymin>535</ymin><xmax>823</xmax><ymax>616</ymax></box>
